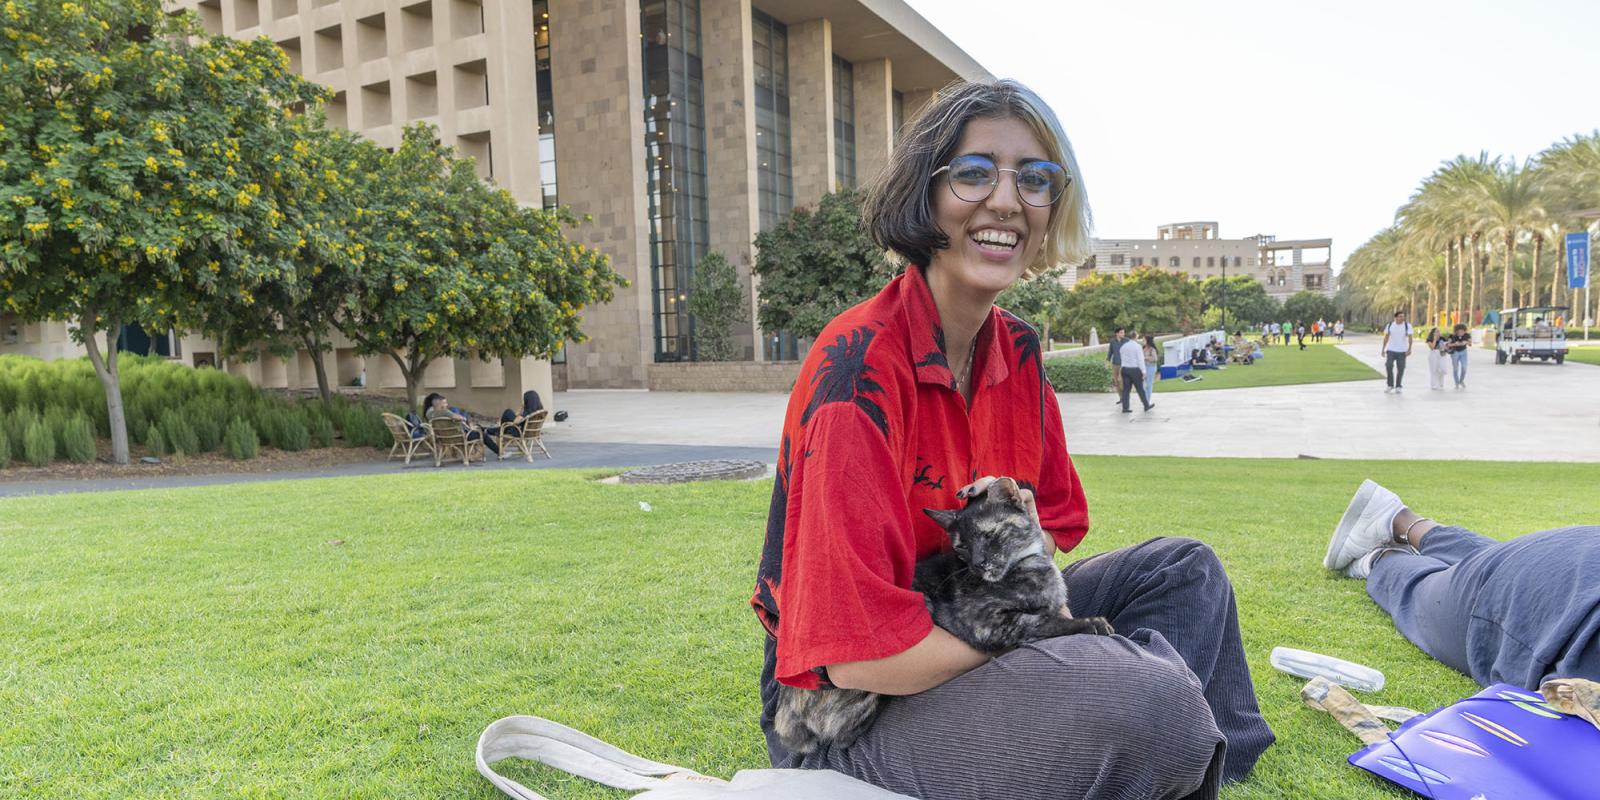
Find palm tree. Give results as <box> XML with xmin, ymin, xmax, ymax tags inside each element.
<box><xmin>1476</xmin><ymin>157</ymin><xmax>1548</xmax><ymax>311</ymax></box>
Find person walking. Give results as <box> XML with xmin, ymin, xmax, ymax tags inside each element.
<box><xmin>1296</xmin><ymin>323</ymin><xmax>1307</xmax><ymax>351</ymax></box>
<box><xmin>1425</xmin><ymin>327</ymin><xmax>1447</xmax><ymax>390</ymax></box>
<box><xmin>1381</xmin><ymin>311</ymin><xmax>1413</xmax><ymax>394</ymax></box>
<box><xmin>1446</xmin><ymin>323</ymin><xmax>1471</xmax><ymax>388</ymax></box>
<box><xmin>1281</xmin><ymin>320</ymin><xmax>1293</xmax><ymax>346</ymax></box>
<box><xmin>1119</xmin><ymin>331</ymin><xmax>1154</xmax><ymax>413</ymax></box>
<box><xmin>1334</xmin><ymin>319</ymin><xmax>1345</xmax><ymax>342</ymax></box>
<box><xmin>1315</xmin><ymin>318</ymin><xmax>1327</xmax><ymax>343</ymax></box>
<box><xmin>1105</xmin><ymin>326</ymin><xmax>1125</xmax><ymax>403</ymax></box>
<box><xmin>1269</xmin><ymin>321</ymin><xmax>1280</xmax><ymax>345</ymax></box>
<box><xmin>1141</xmin><ymin>334</ymin><xmax>1160</xmax><ymax>401</ymax></box>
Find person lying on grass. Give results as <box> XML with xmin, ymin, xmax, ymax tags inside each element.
<box><xmin>749</xmin><ymin>78</ymin><xmax>1273</xmax><ymax>800</ymax></box>
<box><xmin>1325</xmin><ymin>480</ymin><xmax>1600</xmax><ymax>689</ymax></box>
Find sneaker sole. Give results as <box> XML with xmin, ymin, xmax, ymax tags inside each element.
<box><xmin>1325</xmin><ymin>479</ymin><xmax>1379</xmax><ymax>570</ymax></box>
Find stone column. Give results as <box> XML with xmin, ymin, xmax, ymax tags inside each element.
<box><xmin>481</xmin><ymin>0</ymin><xmax>543</xmax><ymax>205</ymax></box>
<box><xmin>548</xmin><ymin>0</ymin><xmax>653</xmax><ymax>388</ymax></box>
<box><xmin>701</xmin><ymin>0</ymin><xmax>761</xmax><ymax>360</ymax></box>
<box><xmin>901</xmin><ymin>87</ymin><xmax>936</xmax><ymax>128</ymax></box>
<box><xmin>786</xmin><ymin>18</ymin><xmax>833</xmax><ymax>209</ymax></box>
<box><xmin>853</xmin><ymin>58</ymin><xmax>893</xmax><ymax>189</ymax></box>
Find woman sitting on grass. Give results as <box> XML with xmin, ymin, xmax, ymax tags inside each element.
<box><xmin>750</xmin><ymin>78</ymin><xmax>1272</xmax><ymax>800</ymax></box>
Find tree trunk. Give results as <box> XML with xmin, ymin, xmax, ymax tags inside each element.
<box><xmin>301</xmin><ymin>332</ymin><xmax>333</xmax><ymax>404</ymax></box>
<box><xmin>390</xmin><ymin>351</ymin><xmax>431</xmax><ymax>413</ymax></box>
<box><xmin>80</xmin><ymin>308</ymin><xmax>130</xmax><ymax>465</ymax></box>
<box><xmin>1443</xmin><ymin>241</ymin><xmax>1453</xmax><ymax>324</ymax></box>
<box><xmin>1530</xmin><ymin>233</ymin><xmax>1543</xmax><ymax>309</ymax></box>
<box><xmin>1502</xmin><ymin>232</ymin><xmax>1516</xmax><ymax>312</ymax></box>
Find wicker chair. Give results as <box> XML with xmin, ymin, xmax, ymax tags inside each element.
<box><xmin>497</xmin><ymin>409</ymin><xmax>551</xmax><ymax>462</ymax></box>
<box><xmin>426</xmin><ymin>415</ymin><xmax>486</xmax><ymax>466</ymax></box>
<box><xmin>383</xmin><ymin>412</ymin><xmax>433</xmax><ymax>466</ymax></box>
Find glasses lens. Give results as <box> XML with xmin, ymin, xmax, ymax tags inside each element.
<box><xmin>1017</xmin><ymin>161</ymin><xmax>1068</xmax><ymax>207</ymax></box>
<box><xmin>945</xmin><ymin>155</ymin><xmax>997</xmax><ymax>203</ymax></box>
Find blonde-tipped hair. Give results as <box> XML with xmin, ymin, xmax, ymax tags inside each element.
<box><xmin>863</xmin><ymin>79</ymin><xmax>1093</xmax><ymax>279</ymax></box>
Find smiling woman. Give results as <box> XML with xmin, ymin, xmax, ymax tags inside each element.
<box><xmin>752</xmin><ymin>79</ymin><xmax>1274</xmax><ymax>800</ymax></box>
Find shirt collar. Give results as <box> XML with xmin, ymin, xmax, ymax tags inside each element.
<box><xmin>900</xmin><ymin>265</ymin><xmax>1014</xmax><ymax>390</ymax></box>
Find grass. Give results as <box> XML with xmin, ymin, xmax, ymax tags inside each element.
<box><xmin>1157</xmin><ymin>341</ymin><xmax>1380</xmax><ymax>393</ymax></box>
<box><xmin>1565</xmin><ymin>347</ymin><xmax>1600</xmax><ymax>366</ymax></box>
<box><xmin>4</xmin><ymin>460</ymin><xmax>1599</xmax><ymax>799</ymax></box>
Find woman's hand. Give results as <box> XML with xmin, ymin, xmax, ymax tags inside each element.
<box><xmin>956</xmin><ymin>475</ymin><xmax>1057</xmax><ymax>560</ymax></box>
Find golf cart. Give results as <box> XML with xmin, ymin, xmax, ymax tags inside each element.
<box><xmin>1495</xmin><ymin>306</ymin><xmax>1569</xmax><ymax>365</ymax></box>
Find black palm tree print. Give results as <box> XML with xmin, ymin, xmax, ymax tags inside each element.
<box><xmin>801</xmin><ymin>324</ymin><xmax>890</xmax><ymax>438</ymax></box>
<box><xmin>1003</xmin><ymin>311</ymin><xmax>1041</xmax><ymax>369</ymax></box>
<box><xmin>914</xmin><ymin>324</ymin><xmax>951</xmax><ymax>385</ymax></box>
<box><xmin>753</xmin><ymin>435</ymin><xmax>793</xmax><ymax>633</ymax></box>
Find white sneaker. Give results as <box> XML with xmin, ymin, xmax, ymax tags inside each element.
<box><xmin>1394</xmin><ymin>386</ymin><xmax>1403</xmax><ymax>394</ymax></box>
<box><xmin>1344</xmin><ymin>546</ymin><xmax>1409</xmax><ymax>579</ymax></box>
<box><xmin>1384</xmin><ymin>387</ymin><xmax>1393</xmax><ymax>394</ymax></box>
<box><xmin>1324</xmin><ymin>479</ymin><xmax>1405</xmax><ymax>571</ymax></box>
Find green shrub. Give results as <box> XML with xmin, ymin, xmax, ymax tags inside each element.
<box><xmin>61</xmin><ymin>414</ymin><xmax>97</xmax><ymax>464</ymax></box>
<box><xmin>144</xmin><ymin>424</ymin><xmax>167</xmax><ymax>458</ymax></box>
<box><xmin>191</xmin><ymin>416</ymin><xmax>223</xmax><ymax>453</ymax></box>
<box><xmin>6</xmin><ymin>407</ymin><xmax>36</xmax><ymax>449</ymax></box>
<box><xmin>43</xmin><ymin>405</ymin><xmax>70</xmax><ymax>452</ymax></box>
<box><xmin>309</xmin><ymin>414</ymin><xmax>335</xmax><ymax>448</ymax></box>
<box><xmin>1043</xmin><ymin>355</ymin><xmax>1114</xmax><ymax>393</ymax></box>
<box><xmin>160</xmin><ymin>410</ymin><xmax>200</xmax><ymax>457</ymax></box>
<box><xmin>223</xmin><ymin>417</ymin><xmax>259</xmax><ymax>460</ymax></box>
<box><xmin>0</xmin><ymin>427</ymin><xmax>11</xmax><ymax>468</ymax></box>
<box><xmin>258</xmin><ymin>407</ymin><xmax>309</xmax><ymax>451</ymax></box>
<box><xmin>23</xmin><ymin>419</ymin><xmax>55</xmax><ymax>466</ymax></box>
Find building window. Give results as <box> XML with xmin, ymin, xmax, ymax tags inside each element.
<box><xmin>832</xmin><ymin>55</ymin><xmax>855</xmax><ymax>190</ymax></box>
<box><xmin>1132</xmin><ymin>256</ymin><xmax>1143</xmax><ymax>267</ymax></box>
<box><xmin>892</xmin><ymin>89</ymin><xmax>904</xmax><ymax>144</ymax></box>
<box><xmin>118</xmin><ymin>325</ymin><xmax>180</xmax><ymax>358</ymax></box>
<box><xmin>1206</xmin><ymin>256</ymin><xmax>1215</xmax><ymax>267</ymax></box>
<box><xmin>533</xmin><ymin>0</ymin><xmax>556</xmax><ymax>208</ymax></box>
<box><xmin>1109</xmin><ymin>253</ymin><xmax>1125</xmax><ymax>266</ymax></box>
<box><xmin>1233</xmin><ymin>256</ymin><xmax>1242</xmax><ymax>267</ymax></box>
<box><xmin>642</xmin><ymin>0</ymin><xmax>710</xmax><ymax>362</ymax></box>
<box><xmin>1169</xmin><ymin>256</ymin><xmax>1180</xmax><ymax>268</ymax></box>
<box><xmin>1192</xmin><ymin>256</ymin><xmax>1201</xmax><ymax>268</ymax></box>
<box><xmin>1305</xmin><ymin>273</ymin><xmax>1324</xmax><ymax>290</ymax></box>
<box><xmin>752</xmin><ymin>9</ymin><xmax>792</xmax><ymax>233</ymax></box>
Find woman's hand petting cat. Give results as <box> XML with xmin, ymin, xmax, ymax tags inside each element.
<box><xmin>955</xmin><ymin>475</ymin><xmax>1057</xmax><ymax>561</ymax></box>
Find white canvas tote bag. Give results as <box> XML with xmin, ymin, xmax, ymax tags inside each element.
<box><xmin>476</xmin><ymin>715</ymin><xmax>916</xmax><ymax>800</ymax></box>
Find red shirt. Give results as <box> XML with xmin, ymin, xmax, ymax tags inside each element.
<box><xmin>752</xmin><ymin>265</ymin><xmax>1090</xmax><ymax>690</ymax></box>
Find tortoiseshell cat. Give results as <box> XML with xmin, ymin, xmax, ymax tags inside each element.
<box><xmin>773</xmin><ymin>477</ymin><xmax>1113</xmax><ymax>754</ymax></box>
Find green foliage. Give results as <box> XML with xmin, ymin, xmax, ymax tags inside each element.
<box><xmin>0</xmin><ymin>425</ymin><xmax>10</xmax><ymax>468</ymax></box>
<box><xmin>1058</xmin><ymin>268</ymin><xmax>1204</xmax><ymax>341</ymax></box>
<box><xmin>144</xmin><ymin>423</ymin><xmax>166</xmax><ymax>458</ymax></box>
<box><xmin>753</xmin><ymin>189</ymin><xmax>898</xmax><ymax>340</ymax></box>
<box><xmin>61</xmin><ymin>413</ymin><xmax>97</xmax><ymax>463</ymax></box>
<box><xmin>335</xmin><ymin>125</ymin><xmax>624</xmax><ymax>406</ymax></box>
<box><xmin>1282</xmin><ymin>291</ymin><xmax>1339</xmax><ymax>327</ymax></box>
<box><xmin>159</xmin><ymin>409</ymin><xmax>200</xmax><ymax>457</ymax></box>
<box><xmin>1042</xmin><ymin>355</ymin><xmax>1113</xmax><ymax>393</ymax></box>
<box><xmin>257</xmin><ymin>407</ymin><xmax>309</xmax><ymax>452</ymax></box>
<box><xmin>309</xmin><ymin>414</ymin><xmax>335</xmax><ymax>449</ymax></box>
<box><xmin>22</xmin><ymin>419</ymin><xmax>55</xmax><ymax>466</ymax></box>
<box><xmin>997</xmin><ymin>268</ymin><xmax>1069</xmax><ymax>342</ymax></box>
<box><xmin>223</xmin><ymin>417</ymin><xmax>259</xmax><ymax>460</ymax></box>
<box><xmin>1200</xmin><ymin>275</ymin><xmax>1281</xmax><ymax>328</ymax></box>
<box><xmin>686</xmin><ymin>251</ymin><xmax>747</xmax><ymax>361</ymax></box>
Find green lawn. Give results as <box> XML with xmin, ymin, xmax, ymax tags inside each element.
<box><xmin>1157</xmin><ymin>341</ymin><xmax>1380</xmax><ymax>393</ymax></box>
<box><xmin>4</xmin><ymin>460</ymin><xmax>1599</xmax><ymax>799</ymax></box>
<box><xmin>1565</xmin><ymin>346</ymin><xmax>1600</xmax><ymax>366</ymax></box>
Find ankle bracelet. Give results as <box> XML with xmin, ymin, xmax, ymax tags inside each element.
<box><xmin>1398</xmin><ymin>516</ymin><xmax>1432</xmax><ymax>544</ymax></box>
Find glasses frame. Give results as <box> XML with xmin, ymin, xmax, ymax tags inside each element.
<box><xmin>930</xmin><ymin>155</ymin><xmax>1071</xmax><ymax>208</ymax></box>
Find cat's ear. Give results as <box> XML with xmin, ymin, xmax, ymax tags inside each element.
<box><xmin>922</xmin><ymin>507</ymin><xmax>960</xmax><ymax>530</ymax></box>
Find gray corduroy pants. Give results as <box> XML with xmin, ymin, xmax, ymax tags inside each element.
<box><xmin>765</xmin><ymin>537</ymin><xmax>1274</xmax><ymax>800</ymax></box>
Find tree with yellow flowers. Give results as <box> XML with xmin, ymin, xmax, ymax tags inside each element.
<box><xmin>0</xmin><ymin>0</ymin><xmax>323</xmax><ymax>463</ymax></box>
<box><xmin>333</xmin><ymin>124</ymin><xmax>624</xmax><ymax>412</ymax></box>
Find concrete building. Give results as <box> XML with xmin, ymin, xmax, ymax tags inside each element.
<box><xmin>1069</xmin><ymin>222</ymin><xmax>1334</xmax><ymax>300</ymax></box>
<box><xmin>0</xmin><ymin>0</ymin><xmax>989</xmax><ymax>399</ymax></box>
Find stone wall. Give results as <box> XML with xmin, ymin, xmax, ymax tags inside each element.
<box><xmin>646</xmin><ymin>361</ymin><xmax>802</xmax><ymax>393</ymax></box>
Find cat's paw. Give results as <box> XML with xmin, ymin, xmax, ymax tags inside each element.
<box><xmin>1083</xmin><ymin>617</ymin><xmax>1115</xmax><ymax>636</ymax></box>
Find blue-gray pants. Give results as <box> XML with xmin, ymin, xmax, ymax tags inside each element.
<box><xmin>1367</xmin><ymin>525</ymin><xmax>1600</xmax><ymax>689</ymax></box>
<box><xmin>1450</xmin><ymin>349</ymin><xmax>1468</xmax><ymax>385</ymax></box>
<box><xmin>1385</xmin><ymin>351</ymin><xmax>1407</xmax><ymax>388</ymax></box>
<box><xmin>766</xmin><ymin>538</ymin><xmax>1275</xmax><ymax>800</ymax></box>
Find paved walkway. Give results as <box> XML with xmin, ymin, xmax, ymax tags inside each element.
<box><xmin>5</xmin><ymin>334</ymin><xmax>1596</xmax><ymax>496</ymax></box>
<box><xmin>548</xmin><ymin>334</ymin><xmax>1600</xmax><ymax>461</ymax></box>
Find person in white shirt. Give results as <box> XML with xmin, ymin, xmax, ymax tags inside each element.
<box><xmin>1118</xmin><ymin>334</ymin><xmax>1154</xmax><ymax>413</ymax></box>
<box><xmin>1334</xmin><ymin>320</ymin><xmax>1345</xmax><ymax>342</ymax></box>
<box><xmin>1380</xmin><ymin>311</ymin><xmax>1414</xmax><ymax>393</ymax></box>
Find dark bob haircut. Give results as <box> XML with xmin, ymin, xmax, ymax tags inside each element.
<box><xmin>862</xmin><ymin>79</ymin><xmax>1092</xmax><ymax>278</ymax></box>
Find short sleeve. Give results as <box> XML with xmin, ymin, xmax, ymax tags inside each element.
<box><xmin>772</xmin><ymin>404</ymin><xmax>932</xmax><ymax>688</ymax></box>
<box><xmin>1034</xmin><ymin>389</ymin><xmax>1089</xmax><ymax>553</ymax></box>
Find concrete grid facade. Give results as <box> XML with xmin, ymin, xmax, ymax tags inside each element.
<box><xmin>1069</xmin><ymin>222</ymin><xmax>1335</xmax><ymax>301</ymax></box>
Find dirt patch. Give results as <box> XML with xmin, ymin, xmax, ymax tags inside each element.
<box><xmin>0</xmin><ymin>440</ymin><xmax>389</xmax><ymax>482</ymax></box>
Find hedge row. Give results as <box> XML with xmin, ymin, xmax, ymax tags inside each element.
<box><xmin>0</xmin><ymin>354</ymin><xmax>395</xmax><ymax>467</ymax></box>
<box><xmin>1043</xmin><ymin>355</ymin><xmax>1114</xmax><ymax>393</ymax></box>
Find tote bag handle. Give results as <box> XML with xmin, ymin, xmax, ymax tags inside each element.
<box><xmin>476</xmin><ymin>715</ymin><xmax>727</xmax><ymax>800</ymax></box>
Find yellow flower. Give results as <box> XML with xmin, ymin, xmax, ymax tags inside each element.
<box><xmin>144</xmin><ymin>157</ymin><xmax>159</xmax><ymax>173</ymax></box>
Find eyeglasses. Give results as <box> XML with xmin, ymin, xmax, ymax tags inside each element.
<box><xmin>931</xmin><ymin>154</ymin><xmax>1070</xmax><ymax>208</ymax></box>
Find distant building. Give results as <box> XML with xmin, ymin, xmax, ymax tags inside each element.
<box><xmin>1067</xmin><ymin>222</ymin><xmax>1333</xmax><ymax>299</ymax></box>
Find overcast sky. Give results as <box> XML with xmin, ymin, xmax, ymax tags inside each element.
<box><xmin>904</xmin><ymin>0</ymin><xmax>1600</xmax><ymax>271</ymax></box>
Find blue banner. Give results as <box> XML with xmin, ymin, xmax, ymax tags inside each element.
<box><xmin>1569</xmin><ymin>232</ymin><xmax>1590</xmax><ymax>290</ymax></box>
